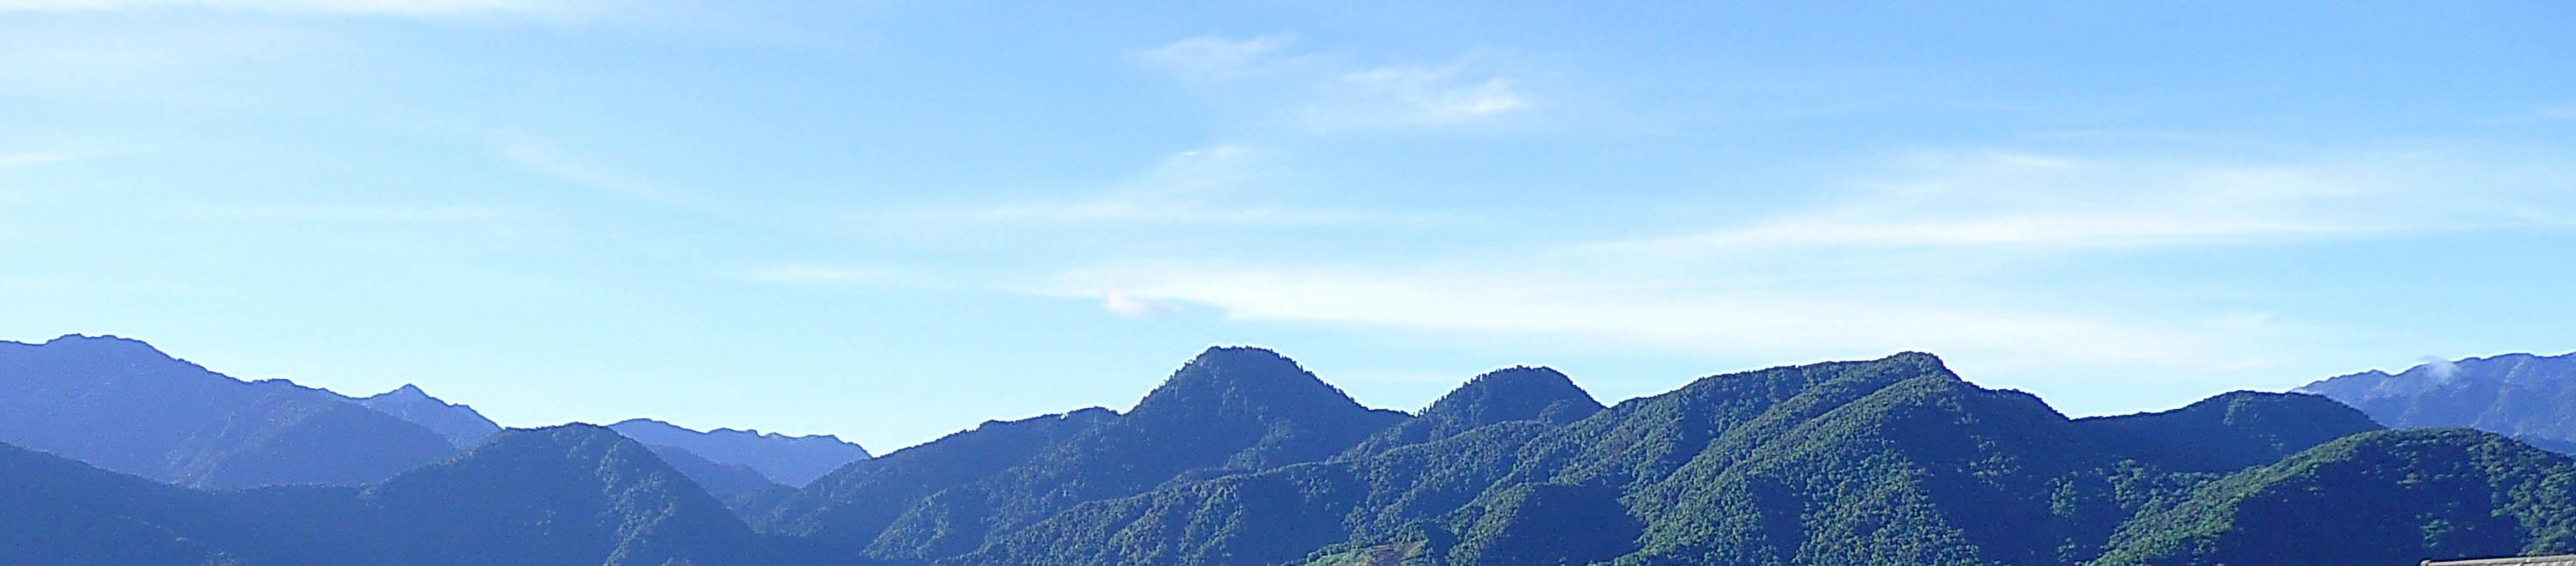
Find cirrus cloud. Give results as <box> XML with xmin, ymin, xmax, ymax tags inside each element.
<box><xmin>0</xmin><ymin>0</ymin><xmax>585</xmax><ymax>16</ymax></box>
<box><xmin>1135</xmin><ymin>34</ymin><xmax>1534</xmax><ymax>131</ymax></box>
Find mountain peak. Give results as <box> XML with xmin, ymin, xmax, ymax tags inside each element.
<box><xmin>1421</xmin><ymin>366</ymin><xmax>1602</xmax><ymax>430</ymax></box>
<box><xmin>1129</xmin><ymin>346</ymin><xmax>1370</xmax><ymax>421</ymax></box>
<box><xmin>355</xmin><ymin>383</ymin><xmax>500</xmax><ymax>448</ymax></box>
<box><xmin>2074</xmin><ymin>390</ymin><xmax>2382</xmax><ymax>472</ymax></box>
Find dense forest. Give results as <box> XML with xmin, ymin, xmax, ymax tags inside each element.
<box><xmin>6</xmin><ymin>344</ymin><xmax>2574</xmax><ymax>565</ymax></box>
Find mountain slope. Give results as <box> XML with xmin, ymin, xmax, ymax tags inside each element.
<box><xmin>0</xmin><ymin>335</ymin><xmax>459</xmax><ymax>489</ymax></box>
<box><xmin>0</xmin><ymin>424</ymin><xmax>780</xmax><ymax>566</ymax></box>
<box><xmin>352</xmin><ymin>424</ymin><xmax>762</xmax><ymax>566</ymax></box>
<box><xmin>357</xmin><ymin>384</ymin><xmax>502</xmax><ymax>448</ymax></box>
<box><xmin>608</xmin><ymin>417</ymin><xmax>872</xmax><ymax>487</ymax></box>
<box><xmin>862</xmin><ymin>347</ymin><xmax>1409</xmax><ymax>562</ymax></box>
<box><xmin>1343</xmin><ymin>366</ymin><xmax>1602</xmax><ymax>457</ymax></box>
<box><xmin>758</xmin><ymin>407</ymin><xmax>1119</xmax><ymax>546</ymax></box>
<box><xmin>0</xmin><ymin>441</ymin><xmax>244</xmax><ymax>566</ymax></box>
<box><xmin>2298</xmin><ymin>352</ymin><xmax>2576</xmax><ymax>449</ymax></box>
<box><xmin>2093</xmin><ymin>428</ymin><xmax>2576</xmax><ymax>566</ymax></box>
<box><xmin>2073</xmin><ymin>391</ymin><xmax>2384</xmax><ymax>472</ymax></box>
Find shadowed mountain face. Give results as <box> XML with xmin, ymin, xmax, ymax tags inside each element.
<box><xmin>0</xmin><ymin>441</ymin><xmax>242</xmax><ymax>565</ymax></box>
<box><xmin>0</xmin><ymin>335</ymin><xmax>458</xmax><ymax>489</ymax></box>
<box><xmin>352</xmin><ymin>424</ymin><xmax>761</xmax><ymax>566</ymax></box>
<box><xmin>2298</xmin><ymin>352</ymin><xmax>2576</xmax><ymax>450</ymax></box>
<box><xmin>0</xmin><ymin>424</ymin><xmax>762</xmax><ymax>566</ymax></box>
<box><xmin>9</xmin><ymin>341</ymin><xmax>2573</xmax><ymax>566</ymax></box>
<box><xmin>1343</xmin><ymin>365</ymin><xmax>1604</xmax><ymax>457</ymax></box>
<box><xmin>2073</xmin><ymin>391</ymin><xmax>2385</xmax><ymax>472</ymax></box>
<box><xmin>358</xmin><ymin>384</ymin><xmax>502</xmax><ymax>448</ymax></box>
<box><xmin>608</xmin><ymin>417</ymin><xmax>872</xmax><ymax>487</ymax></box>
<box><xmin>762</xmin><ymin>346</ymin><xmax>1410</xmax><ymax>563</ymax></box>
<box><xmin>2093</xmin><ymin>429</ymin><xmax>2576</xmax><ymax>566</ymax></box>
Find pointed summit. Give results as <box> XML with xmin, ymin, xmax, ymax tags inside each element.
<box><xmin>1128</xmin><ymin>346</ymin><xmax>1375</xmax><ymax>422</ymax></box>
<box><xmin>358</xmin><ymin>383</ymin><xmax>501</xmax><ymax>448</ymax></box>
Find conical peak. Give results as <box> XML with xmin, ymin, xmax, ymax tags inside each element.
<box><xmin>1130</xmin><ymin>346</ymin><xmax>1365</xmax><ymax>420</ymax></box>
<box><xmin>1423</xmin><ymin>366</ymin><xmax>1602</xmax><ymax>428</ymax></box>
<box><xmin>368</xmin><ymin>383</ymin><xmax>434</xmax><ymax>401</ymax></box>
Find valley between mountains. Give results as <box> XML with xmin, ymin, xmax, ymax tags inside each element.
<box><xmin>4</xmin><ymin>334</ymin><xmax>2574</xmax><ymax>566</ymax></box>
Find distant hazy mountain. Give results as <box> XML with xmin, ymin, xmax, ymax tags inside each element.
<box><xmin>641</xmin><ymin>441</ymin><xmax>796</xmax><ymax>520</ymax></box>
<box><xmin>0</xmin><ymin>424</ymin><xmax>763</xmax><ymax>566</ymax></box>
<box><xmin>0</xmin><ymin>335</ymin><xmax>458</xmax><ymax>489</ymax></box>
<box><xmin>607</xmin><ymin>418</ymin><xmax>871</xmax><ymax>487</ymax></box>
<box><xmin>2296</xmin><ymin>352</ymin><xmax>2576</xmax><ymax>450</ymax></box>
<box><xmin>355</xmin><ymin>384</ymin><xmax>501</xmax><ymax>448</ymax></box>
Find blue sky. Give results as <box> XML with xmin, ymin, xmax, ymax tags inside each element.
<box><xmin>2</xmin><ymin>0</ymin><xmax>2570</xmax><ymax>450</ymax></box>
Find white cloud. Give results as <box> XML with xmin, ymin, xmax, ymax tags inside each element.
<box><xmin>1099</xmin><ymin>289</ymin><xmax>1174</xmax><ymax>317</ymax></box>
<box><xmin>1133</xmin><ymin>35</ymin><xmax>1303</xmax><ymax>81</ymax></box>
<box><xmin>1311</xmin><ymin>67</ymin><xmax>1527</xmax><ymax>127</ymax></box>
<box><xmin>0</xmin><ymin>152</ymin><xmax>80</xmax><ymax>169</ymax></box>
<box><xmin>951</xmin><ymin>145</ymin><xmax>1466</xmax><ymax>228</ymax></box>
<box><xmin>1056</xmin><ymin>265</ymin><xmax>2233</xmax><ymax>368</ymax></box>
<box><xmin>1596</xmin><ymin>149</ymin><xmax>2573</xmax><ymax>253</ymax></box>
<box><xmin>1136</xmin><ymin>35</ymin><xmax>1533</xmax><ymax>130</ymax></box>
<box><xmin>181</xmin><ymin>204</ymin><xmax>517</xmax><ymax>222</ymax></box>
<box><xmin>0</xmin><ymin>0</ymin><xmax>578</xmax><ymax>16</ymax></box>
<box><xmin>743</xmin><ymin>266</ymin><xmax>882</xmax><ymax>283</ymax></box>
<box><xmin>499</xmin><ymin>141</ymin><xmax>692</xmax><ymax>205</ymax></box>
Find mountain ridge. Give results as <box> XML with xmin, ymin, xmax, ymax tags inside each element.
<box><xmin>9</xmin><ymin>338</ymin><xmax>2576</xmax><ymax>566</ymax></box>
<box><xmin>2297</xmin><ymin>351</ymin><xmax>2576</xmax><ymax>452</ymax></box>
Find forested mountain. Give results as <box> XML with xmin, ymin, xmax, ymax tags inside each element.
<box><xmin>0</xmin><ymin>423</ymin><xmax>758</xmax><ymax>566</ymax></box>
<box><xmin>2071</xmin><ymin>391</ymin><xmax>2384</xmax><ymax>472</ymax></box>
<box><xmin>2093</xmin><ymin>428</ymin><xmax>2576</xmax><ymax>566</ymax></box>
<box><xmin>609</xmin><ymin>417</ymin><xmax>873</xmax><ymax>487</ymax></box>
<box><xmin>0</xmin><ymin>335</ymin><xmax>458</xmax><ymax>489</ymax></box>
<box><xmin>760</xmin><ymin>346</ymin><xmax>1410</xmax><ymax>562</ymax></box>
<box><xmin>2297</xmin><ymin>352</ymin><xmax>2576</xmax><ymax>452</ymax></box>
<box><xmin>7</xmin><ymin>342</ymin><xmax>2575</xmax><ymax>566</ymax></box>
<box><xmin>643</xmin><ymin>441</ymin><xmax>797</xmax><ymax>517</ymax></box>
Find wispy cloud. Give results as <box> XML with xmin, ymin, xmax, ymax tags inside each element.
<box><xmin>1595</xmin><ymin>149</ymin><xmax>2573</xmax><ymax>253</ymax></box>
<box><xmin>1055</xmin><ymin>265</ymin><xmax>2238</xmax><ymax>368</ymax></box>
<box><xmin>0</xmin><ymin>0</ymin><xmax>581</xmax><ymax>16</ymax></box>
<box><xmin>499</xmin><ymin>141</ymin><xmax>695</xmax><ymax>206</ymax></box>
<box><xmin>0</xmin><ymin>152</ymin><xmax>81</xmax><ymax>169</ymax></box>
<box><xmin>1099</xmin><ymin>289</ymin><xmax>1175</xmax><ymax>317</ymax></box>
<box><xmin>948</xmin><ymin>145</ymin><xmax>1466</xmax><ymax>228</ymax></box>
<box><xmin>181</xmin><ymin>204</ymin><xmax>519</xmax><ymax>222</ymax></box>
<box><xmin>741</xmin><ymin>266</ymin><xmax>882</xmax><ymax>283</ymax></box>
<box><xmin>1309</xmin><ymin>66</ymin><xmax>1526</xmax><ymax>127</ymax></box>
<box><xmin>1133</xmin><ymin>35</ymin><xmax>1305</xmax><ymax>81</ymax></box>
<box><xmin>1135</xmin><ymin>35</ymin><xmax>1534</xmax><ymax>131</ymax></box>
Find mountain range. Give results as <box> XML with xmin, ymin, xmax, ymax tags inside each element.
<box><xmin>0</xmin><ymin>334</ymin><xmax>871</xmax><ymax>498</ymax></box>
<box><xmin>6</xmin><ymin>338</ymin><xmax>2576</xmax><ymax>565</ymax></box>
<box><xmin>2298</xmin><ymin>351</ymin><xmax>2576</xmax><ymax>453</ymax></box>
